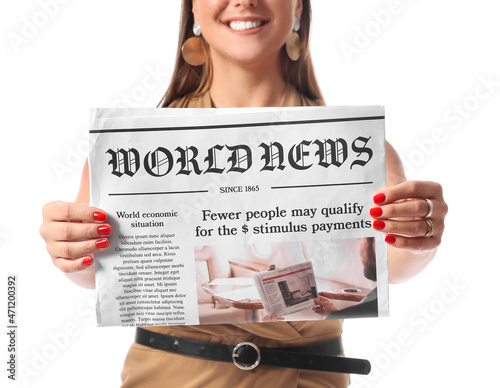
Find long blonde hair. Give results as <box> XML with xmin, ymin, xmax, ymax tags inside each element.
<box><xmin>158</xmin><ymin>0</ymin><xmax>323</xmax><ymax>107</ymax></box>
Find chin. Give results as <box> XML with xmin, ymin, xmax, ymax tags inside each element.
<box><xmin>220</xmin><ymin>48</ymin><xmax>281</xmax><ymax>68</ymax></box>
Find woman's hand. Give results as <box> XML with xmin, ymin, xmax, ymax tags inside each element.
<box><xmin>39</xmin><ymin>201</ymin><xmax>111</xmax><ymax>281</ymax></box>
<box><xmin>312</xmin><ymin>296</ymin><xmax>339</xmax><ymax>317</ymax></box>
<box><xmin>370</xmin><ymin>181</ymin><xmax>447</xmax><ymax>251</ymax></box>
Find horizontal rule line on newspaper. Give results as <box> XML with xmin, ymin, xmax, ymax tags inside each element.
<box><xmin>271</xmin><ymin>181</ymin><xmax>373</xmax><ymax>190</ymax></box>
<box><xmin>109</xmin><ymin>190</ymin><xmax>209</xmax><ymax>196</ymax></box>
<box><xmin>89</xmin><ymin>115</ymin><xmax>385</xmax><ymax>134</ymax></box>
<box><xmin>262</xmin><ymin>267</ymin><xmax>312</xmax><ymax>282</ymax></box>
<box><xmin>108</xmin><ymin>181</ymin><xmax>373</xmax><ymax>197</ymax></box>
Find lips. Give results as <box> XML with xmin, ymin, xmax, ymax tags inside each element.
<box><xmin>228</xmin><ymin>20</ymin><xmax>264</xmax><ymax>31</ymax></box>
<box><xmin>224</xmin><ymin>16</ymin><xmax>268</xmax><ymax>32</ymax></box>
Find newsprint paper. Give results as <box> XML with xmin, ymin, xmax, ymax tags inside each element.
<box><xmin>89</xmin><ymin>106</ymin><xmax>388</xmax><ymax>327</ymax></box>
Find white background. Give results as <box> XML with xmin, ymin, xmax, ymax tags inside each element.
<box><xmin>1</xmin><ymin>0</ymin><xmax>499</xmax><ymax>387</ymax></box>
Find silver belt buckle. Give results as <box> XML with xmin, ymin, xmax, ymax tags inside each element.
<box><xmin>232</xmin><ymin>342</ymin><xmax>261</xmax><ymax>370</ymax></box>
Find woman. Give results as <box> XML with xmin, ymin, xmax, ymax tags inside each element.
<box><xmin>39</xmin><ymin>0</ymin><xmax>447</xmax><ymax>386</ymax></box>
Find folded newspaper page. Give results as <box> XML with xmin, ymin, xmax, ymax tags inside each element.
<box><xmin>89</xmin><ymin>106</ymin><xmax>388</xmax><ymax>327</ymax></box>
<box><xmin>254</xmin><ymin>262</ymin><xmax>319</xmax><ymax>318</ymax></box>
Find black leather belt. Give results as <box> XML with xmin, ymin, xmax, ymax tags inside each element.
<box><xmin>135</xmin><ymin>327</ymin><xmax>370</xmax><ymax>375</ymax></box>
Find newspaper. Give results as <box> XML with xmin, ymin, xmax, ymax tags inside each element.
<box><xmin>89</xmin><ymin>106</ymin><xmax>388</xmax><ymax>327</ymax></box>
<box><xmin>253</xmin><ymin>262</ymin><xmax>318</xmax><ymax>318</ymax></box>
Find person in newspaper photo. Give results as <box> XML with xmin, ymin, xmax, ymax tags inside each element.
<box><xmin>39</xmin><ymin>1</ymin><xmax>448</xmax><ymax>387</ymax></box>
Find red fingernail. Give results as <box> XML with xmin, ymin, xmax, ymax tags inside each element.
<box><xmin>370</xmin><ymin>207</ymin><xmax>383</xmax><ymax>217</ymax></box>
<box><xmin>82</xmin><ymin>257</ymin><xmax>93</xmax><ymax>266</ymax></box>
<box><xmin>93</xmin><ymin>212</ymin><xmax>106</xmax><ymax>222</ymax></box>
<box><xmin>96</xmin><ymin>239</ymin><xmax>108</xmax><ymax>248</ymax></box>
<box><xmin>97</xmin><ymin>225</ymin><xmax>111</xmax><ymax>235</ymax></box>
<box><xmin>385</xmin><ymin>235</ymin><xmax>396</xmax><ymax>244</ymax></box>
<box><xmin>373</xmin><ymin>220</ymin><xmax>385</xmax><ymax>230</ymax></box>
<box><xmin>373</xmin><ymin>193</ymin><xmax>386</xmax><ymax>204</ymax></box>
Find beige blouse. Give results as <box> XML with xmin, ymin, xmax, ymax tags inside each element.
<box><xmin>168</xmin><ymin>83</ymin><xmax>325</xmax><ymax>109</ymax></box>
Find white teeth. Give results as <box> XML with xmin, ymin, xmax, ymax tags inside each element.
<box><xmin>229</xmin><ymin>21</ymin><xmax>262</xmax><ymax>31</ymax></box>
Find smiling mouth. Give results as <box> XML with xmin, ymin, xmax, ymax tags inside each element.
<box><xmin>228</xmin><ymin>20</ymin><xmax>265</xmax><ymax>31</ymax></box>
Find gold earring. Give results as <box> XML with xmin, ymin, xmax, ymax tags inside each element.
<box><xmin>182</xmin><ymin>21</ymin><xmax>207</xmax><ymax>66</ymax></box>
<box><xmin>286</xmin><ymin>16</ymin><xmax>302</xmax><ymax>61</ymax></box>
